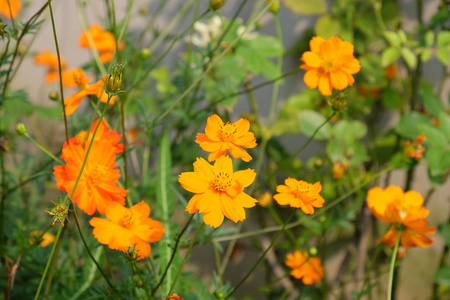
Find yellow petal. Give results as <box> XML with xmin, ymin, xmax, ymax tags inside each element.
<box><xmin>318</xmin><ymin>75</ymin><xmax>332</xmax><ymax>96</ymax></box>
<box><xmin>304</xmin><ymin>69</ymin><xmax>320</xmax><ymax>89</ymax></box>
<box><xmin>301</xmin><ymin>52</ymin><xmax>323</xmax><ymax>68</ymax></box>
<box><xmin>310</xmin><ymin>36</ymin><xmax>325</xmax><ymax>53</ymax></box>
<box><xmin>205</xmin><ymin>114</ymin><xmax>223</xmax><ymax>142</ymax></box>
<box><xmin>233</xmin><ymin>169</ymin><xmax>256</xmax><ymax>188</ymax></box>
<box><xmin>330</xmin><ymin>70</ymin><xmax>349</xmax><ymax>90</ymax></box>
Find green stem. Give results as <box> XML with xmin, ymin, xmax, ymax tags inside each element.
<box><xmin>267</xmin><ymin>13</ymin><xmax>283</xmax><ymax>126</ymax></box>
<box><xmin>388</xmin><ymin>231</ymin><xmax>402</xmax><ymax>300</ymax></box>
<box><xmin>6</xmin><ymin>0</ymin><xmax>17</xmax><ymax>36</ymax></box>
<box><xmin>239</xmin><ymin>274</ymin><xmax>289</xmax><ymax>300</ymax></box>
<box><xmin>226</xmin><ymin>210</ymin><xmax>296</xmax><ymax>299</ymax></box>
<box><xmin>0</xmin><ymin>151</ymin><xmax>7</xmax><ymax>263</ymax></box>
<box><xmin>213</xmin><ymin>242</ymin><xmax>223</xmax><ymax>287</ymax></box>
<box><xmin>167</xmin><ymin>223</ymin><xmax>204</xmax><ymax>297</ymax></box>
<box><xmin>151</xmin><ymin>214</ymin><xmax>194</xmax><ymax>297</ymax></box>
<box><xmin>47</xmin><ymin>0</ymin><xmax>69</xmax><ymax>143</ymax></box>
<box><xmin>24</xmin><ymin>133</ymin><xmax>63</xmax><ymax>164</ymax></box>
<box><xmin>119</xmin><ymin>96</ymin><xmax>129</xmax><ymax>199</ymax></box>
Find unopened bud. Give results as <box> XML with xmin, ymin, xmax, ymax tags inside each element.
<box><xmin>0</xmin><ymin>20</ymin><xmax>5</xmax><ymax>37</ymax></box>
<box><xmin>48</xmin><ymin>91</ymin><xmax>59</xmax><ymax>101</ymax></box>
<box><xmin>267</xmin><ymin>0</ymin><xmax>280</xmax><ymax>13</ymax></box>
<box><xmin>308</xmin><ymin>247</ymin><xmax>318</xmax><ymax>256</ymax></box>
<box><xmin>126</xmin><ymin>245</ymin><xmax>139</xmax><ymax>261</ymax></box>
<box><xmin>213</xmin><ymin>291</ymin><xmax>226</xmax><ymax>300</ymax></box>
<box><xmin>330</xmin><ymin>92</ymin><xmax>348</xmax><ymax>111</ymax></box>
<box><xmin>258</xmin><ymin>192</ymin><xmax>272</xmax><ymax>207</ymax></box>
<box><xmin>105</xmin><ymin>62</ymin><xmax>125</xmax><ymax>94</ymax></box>
<box><xmin>210</xmin><ymin>0</ymin><xmax>225</xmax><ymax>10</ymax></box>
<box><xmin>138</xmin><ymin>6</ymin><xmax>148</xmax><ymax>15</ymax></box>
<box><xmin>136</xmin><ymin>279</ymin><xmax>144</xmax><ymax>288</ymax></box>
<box><xmin>15</xmin><ymin>123</ymin><xmax>27</xmax><ymax>135</ymax></box>
<box><xmin>141</xmin><ymin>48</ymin><xmax>150</xmax><ymax>59</ymax></box>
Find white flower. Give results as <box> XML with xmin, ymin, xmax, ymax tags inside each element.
<box><xmin>186</xmin><ymin>16</ymin><xmax>223</xmax><ymax>48</ymax></box>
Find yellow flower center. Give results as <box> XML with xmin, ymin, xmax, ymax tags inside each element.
<box><xmin>120</xmin><ymin>210</ymin><xmax>137</xmax><ymax>228</ymax></box>
<box><xmin>292</xmin><ymin>182</ymin><xmax>312</xmax><ymax>198</ymax></box>
<box><xmin>213</xmin><ymin>171</ymin><xmax>232</xmax><ymax>192</ymax></box>
<box><xmin>220</xmin><ymin>122</ymin><xmax>237</xmax><ymax>142</ymax></box>
<box><xmin>86</xmin><ymin>163</ymin><xmax>108</xmax><ymax>186</ymax></box>
<box><xmin>323</xmin><ymin>59</ymin><xmax>336</xmax><ymax>72</ymax></box>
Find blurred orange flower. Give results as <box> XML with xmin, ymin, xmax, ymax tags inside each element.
<box><xmin>273</xmin><ymin>178</ymin><xmax>325</xmax><ymax>214</ymax></box>
<box><xmin>29</xmin><ymin>231</ymin><xmax>56</xmax><ymax>247</ymax></box>
<box><xmin>72</xmin><ymin>119</ymin><xmax>124</xmax><ymax>153</ymax></box>
<box><xmin>0</xmin><ymin>0</ymin><xmax>21</xmax><ymax>19</ymax></box>
<box><xmin>64</xmin><ymin>69</ymin><xmax>116</xmax><ymax>115</ymax></box>
<box><xmin>195</xmin><ymin>114</ymin><xmax>257</xmax><ymax>162</ymax></box>
<box><xmin>167</xmin><ymin>293</ymin><xmax>184</xmax><ymax>300</ymax></box>
<box><xmin>285</xmin><ymin>250</ymin><xmax>323</xmax><ymax>285</ymax></box>
<box><xmin>53</xmin><ymin>138</ymin><xmax>127</xmax><ymax>215</ymax></box>
<box><xmin>90</xmin><ymin>201</ymin><xmax>164</xmax><ymax>260</ymax></box>
<box><xmin>33</xmin><ymin>50</ymin><xmax>77</xmax><ymax>88</ymax></box>
<box><xmin>367</xmin><ymin>185</ymin><xmax>435</xmax><ymax>248</ymax></box>
<box><xmin>79</xmin><ymin>23</ymin><xmax>123</xmax><ymax>63</ymax></box>
<box><xmin>300</xmin><ymin>36</ymin><xmax>360</xmax><ymax>96</ymax></box>
<box><xmin>178</xmin><ymin>156</ymin><xmax>257</xmax><ymax>228</ymax></box>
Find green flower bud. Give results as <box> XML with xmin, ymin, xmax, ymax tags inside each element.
<box><xmin>48</xmin><ymin>91</ymin><xmax>59</xmax><ymax>101</ymax></box>
<box><xmin>105</xmin><ymin>62</ymin><xmax>126</xmax><ymax>94</ymax></box>
<box><xmin>210</xmin><ymin>0</ymin><xmax>225</xmax><ymax>10</ymax></box>
<box><xmin>308</xmin><ymin>247</ymin><xmax>318</xmax><ymax>256</ymax></box>
<box><xmin>15</xmin><ymin>123</ymin><xmax>27</xmax><ymax>135</ymax></box>
<box><xmin>267</xmin><ymin>0</ymin><xmax>280</xmax><ymax>13</ymax></box>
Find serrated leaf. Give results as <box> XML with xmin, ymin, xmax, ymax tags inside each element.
<box><xmin>396</xmin><ymin>112</ymin><xmax>430</xmax><ymax>139</ymax></box>
<box><xmin>417</xmin><ymin>123</ymin><xmax>448</xmax><ymax>147</ymax></box>
<box><xmin>283</xmin><ymin>0</ymin><xmax>327</xmax><ymax>15</ymax></box>
<box><xmin>298</xmin><ymin>110</ymin><xmax>332</xmax><ymax>140</ymax></box>
<box><xmin>401</xmin><ymin>47</ymin><xmax>417</xmax><ymax>68</ymax></box>
<box><xmin>315</xmin><ymin>14</ymin><xmax>341</xmax><ymax>39</ymax></box>
<box><xmin>381</xmin><ymin>47</ymin><xmax>401</xmax><ymax>66</ymax></box>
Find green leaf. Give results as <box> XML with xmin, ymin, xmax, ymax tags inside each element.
<box><xmin>283</xmin><ymin>0</ymin><xmax>327</xmax><ymax>15</ymax></box>
<box><xmin>435</xmin><ymin>266</ymin><xmax>450</xmax><ymax>286</ymax></box>
<box><xmin>349</xmin><ymin>142</ymin><xmax>369</xmax><ymax>166</ymax></box>
<box><xmin>417</xmin><ymin>123</ymin><xmax>448</xmax><ymax>147</ymax></box>
<box><xmin>401</xmin><ymin>47</ymin><xmax>417</xmax><ymax>69</ymax></box>
<box><xmin>203</xmin><ymin>78</ymin><xmax>238</xmax><ymax>108</ymax></box>
<box><xmin>315</xmin><ymin>14</ymin><xmax>341</xmax><ymax>39</ymax></box>
<box><xmin>214</xmin><ymin>55</ymin><xmax>246</xmax><ymax>82</ymax></box>
<box><xmin>425</xmin><ymin>30</ymin><xmax>435</xmax><ymax>46</ymax></box>
<box><xmin>437</xmin><ymin>31</ymin><xmax>450</xmax><ymax>47</ymax></box>
<box><xmin>383</xmin><ymin>31</ymin><xmax>401</xmax><ymax>47</ymax></box>
<box><xmin>333</xmin><ymin>120</ymin><xmax>367</xmax><ymax>144</ymax></box>
<box><xmin>236</xmin><ymin>45</ymin><xmax>281</xmax><ymax>79</ymax></box>
<box><xmin>298</xmin><ymin>110</ymin><xmax>332</xmax><ymax>140</ymax></box>
<box><xmin>326</xmin><ymin>140</ymin><xmax>345</xmax><ymax>161</ymax></box>
<box><xmin>244</xmin><ymin>36</ymin><xmax>283</xmax><ymax>57</ymax></box>
<box><xmin>420</xmin><ymin>48</ymin><xmax>432</xmax><ymax>62</ymax></box>
<box><xmin>381</xmin><ymin>47</ymin><xmax>401</xmax><ymax>66</ymax></box>
<box><xmin>439</xmin><ymin>223</ymin><xmax>450</xmax><ymax>246</ymax></box>
<box><xmin>436</xmin><ymin>48</ymin><xmax>450</xmax><ymax>65</ymax></box>
<box><xmin>419</xmin><ymin>83</ymin><xmax>445</xmax><ymax>117</ymax></box>
<box><xmin>396</xmin><ymin>112</ymin><xmax>430</xmax><ymax>139</ymax></box>
<box><xmin>425</xmin><ymin>147</ymin><xmax>450</xmax><ymax>176</ymax></box>
<box><xmin>438</xmin><ymin>112</ymin><xmax>450</xmax><ymax>140</ymax></box>
<box><xmin>381</xmin><ymin>88</ymin><xmax>403</xmax><ymax>110</ymax></box>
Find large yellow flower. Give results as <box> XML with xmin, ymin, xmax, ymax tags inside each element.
<box><xmin>367</xmin><ymin>185</ymin><xmax>435</xmax><ymax>248</ymax></box>
<box><xmin>273</xmin><ymin>178</ymin><xmax>325</xmax><ymax>214</ymax></box>
<box><xmin>300</xmin><ymin>36</ymin><xmax>360</xmax><ymax>96</ymax></box>
<box><xmin>178</xmin><ymin>156</ymin><xmax>257</xmax><ymax>228</ymax></box>
<box><xmin>195</xmin><ymin>114</ymin><xmax>257</xmax><ymax>162</ymax></box>
<box><xmin>285</xmin><ymin>250</ymin><xmax>323</xmax><ymax>285</ymax></box>
<box><xmin>90</xmin><ymin>201</ymin><xmax>164</xmax><ymax>260</ymax></box>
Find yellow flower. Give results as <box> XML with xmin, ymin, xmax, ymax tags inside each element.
<box><xmin>195</xmin><ymin>114</ymin><xmax>257</xmax><ymax>162</ymax></box>
<box><xmin>273</xmin><ymin>178</ymin><xmax>325</xmax><ymax>214</ymax></box>
<box><xmin>300</xmin><ymin>36</ymin><xmax>361</xmax><ymax>96</ymax></box>
<box><xmin>367</xmin><ymin>186</ymin><xmax>435</xmax><ymax>248</ymax></box>
<box><xmin>285</xmin><ymin>250</ymin><xmax>323</xmax><ymax>285</ymax></box>
<box><xmin>178</xmin><ymin>156</ymin><xmax>257</xmax><ymax>228</ymax></box>
<box><xmin>29</xmin><ymin>231</ymin><xmax>56</xmax><ymax>247</ymax></box>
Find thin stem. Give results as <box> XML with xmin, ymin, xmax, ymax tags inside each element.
<box><xmin>6</xmin><ymin>0</ymin><xmax>17</xmax><ymax>35</ymax></box>
<box><xmin>0</xmin><ymin>151</ymin><xmax>7</xmax><ymax>261</ymax></box>
<box><xmin>119</xmin><ymin>96</ymin><xmax>129</xmax><ymax>196</ymax></box>
<box><xmin>388</xmin><ymin>231</ymin><xmax>402</xmax><ymax>300</ymax></box>
<box><xmin>167</xmin><ymin>223</ymin><xmax>204</xmax><ymax>297</ymax></box>
<box><xmin>225</xmin><ymin>210</ymin><xmax>296</xmax><ymax>299</ymax></box>
<box><xmin>267</xmin><ymin>13</ymin><xmax>283</xmax><ymax>126</ymax></box>
<box><xmin>239</xmin><ymin>274</ymin><xmax>289</xmax><ymax>300</ymax></box>
<box><xmin>213</xmin><ymin>242</ymin><xmax>223</xmax><ymax>287</ymax></box>
<box><xmin>151</xmin><ymin>214</ymin><xmax>194</xmax><ymax>297</ymax></box>
<box><xmin>24</xmin><ymin>133</ymin><xmax>63</xmax><ymax>164</ymax></box>
<box><xmin>47</xmin><ymin>0</ymin><xmax>69</xmax><ymax>143</ymax></box>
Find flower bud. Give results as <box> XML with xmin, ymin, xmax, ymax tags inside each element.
<box><xmin>210</xmin><ymin>0</ymin><xmax>225</xmax><ymax>10</ymax></box>
<box><xmin>15</xmin><ymin>123</ymin><xmax>27</xmax><ymax>135</ymax></box>
<box><xmin>0</xmin><ymin>20</ymin><xmax>5</xmax><ymax>37</ymax></box>
<box><xmin>45</xmin><ymin>200</ymin><xmax>69</xmax><ymax>226</ymax></box>
<box><xmin>136</xmin><ymin>279</ymin><xmax>144</xmax><ymax>288</ymax></box>
<box><xmin>258</xmin><ymin>192</ymin><xmax>272</xmax><ymax>207</ymax></box>
<box><xmin>104</xmin><ymin>62</ymin><xmax>125</xmax><ymax>94</ymax></box>
<box><xmin>330</xmin><ymin>92</ymin><xmax>348</xmax><ymax>111</ymax></box>
<box><xmin>141</xmin><ymin>48</ymin><xmax>150</xmax><ymax>59</ymax></box>
<box><xmin>308</xmin><ymin>247</ymin><xmax>318</xmax><ymax>256</ymax></box>
<box><xmin>126</xmin><ymin>245</ymin><xmax>139</xmax><ymax>261</ymax></box>
<box><xmin>267</xmin><ymin>0</ymin><xmax>280</xmax><ymax>13</ymax></box>
<box><xmin>48</xmin><ymin>91</ymin><xmax>59</xmax><ymax>101</ymax></box>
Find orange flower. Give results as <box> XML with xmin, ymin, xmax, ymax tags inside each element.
<box><xmin>300</xmin><ymin>36</ymin><xmax>361</xmax><ymax>96</ymax></box>
<box><xmin>72</xmin><ymin>119</ymin><xmax>124</xmax><ymax>153</ymax></box>
<box><xmin>195</xmin><ymin>114</ymin><xmax>257</xmax><ymax>162</ymax></box>
<box><xmin>178</xmin><ymin>156</ymin><xmax>257</xmax><ymax>228</ymax></box>
<box><xmin>90</xmin><ymin>201</ymin><xmax>164</xmax><ymax>260</ymax></box>
<box><xmin>53</xmin><ymin>138</ymin><xmax>128</xmax><ymax>216</ymax></box>
<box><xmin>33</xmin><ymin>50</ymin><xmax>77</xmax><ymax>87</ymax></box>
<box><xmin>367</xmin><ymin>186</ymin><xmax>435</xmax><ymax>248</ymax></box>
<box><xmin>29</xmin><ymin>231</ymin><xmax>56</xmax><ymax>247</ymax></box>
<box><xmin>167</xmin><ymin>293</ymin><xmax>184</xmax><ymax>300</ymax></box>
<box><xmin>0</xmin><ymin>0</ymin><xmax>21</xmax><ymax>19</ymax></box>
<box><xmin>64</xmin><ymin>69</ymin><xmax>116</xmax><ymax>115</ymax></box>
<box><xmin>79</xmin><ymin>24</ymin><xmax>123</xmax><ymax>63</ymax></box>
<box><xmin>332</xmin><ymin>161</ymin><xmax>348</xmax><ymax>179</ymax></box>
<box><xmin>273</xmin><ymin>178</ymin><xmax>325</xmax><ymax>214</ymax></box>
<box><xmin>285</xmin><ymin>250</ymin><xmax>323</xmax><ymax>285</ymax></box>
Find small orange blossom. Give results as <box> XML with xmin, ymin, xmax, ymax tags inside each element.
<box><xmin>0</xmin><ymin>0</ymin><xmax>21</xmax><ymax>19</ymax></box>
<box><xmin>79</xmin><ymin>23</ymin><xmax>123</xmax><ymax>63</ymax></box>
<box><xmin>285</xmin><ymin>250</ymin><xmax>323</xmax><ymax>285</ymax></box>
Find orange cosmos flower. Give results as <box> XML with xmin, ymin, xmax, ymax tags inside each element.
<box><xmin>33</xmin><ymin>50</ymin><xmax>77</xmax><ymax>87</ymax></box>
<box><xmin>285</xmin><ymin>250</ymin><xmax>323</xmax><ymax>285</ymax></box>
<box><xmin>178</xmin><ymin>156</ymin><xmax>257</xmax><ymax>228</ymax></box>
<box><xmin>167</xmin><ymin>293</ymin><xmax>184</xmax><ymax>300</ymax></box>
<box><xmin>71</xmin><ymin>119</ymin><xmax>124</xmax><ymax>153</ymax></box>
<box><xmin>90</xmin><ymin>201</ymin><xmax>164</xmax><ymax>260</ymax></box>
<box><xmin>367</xmin><ymin>185</ymin><xmax>435</xmax><ymax>248</ymax></box>
<box><xmin>0</xmin><ymin>0</ymin><xmax>21</xmax><ymax>19</ymax></box>
<box><xmin>300</xmin><ymin>36</ymin><xmax>361</xmax><ymax>96</ymax></box>
<box><xmin>79</xmin><ymin>23</ymin><xmax>123</xmax><ymax>63</ymax></box>
<box><xmin>53</xmin><ymin>138</ymin><xmax>128</xmax><ymax>216</ymax></box>
<box><xmin>273</xmin><ymin>178</ymin><xmax>325</xmax><ymax>214</ymax></box>
<box><xmin>64</xmin><ymin>69</ymin><xmax>116</xmax><ymax>115</ymax></box>
<box><xmin>195</xmin><ymin>114</ymin><xmax>257</xmax><ymax>162</ymax></box>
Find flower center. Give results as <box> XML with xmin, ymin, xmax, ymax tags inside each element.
<box><xmin>220</xmin><ymin>122</ymin><xmax>237</xmax><ymax>142</ymax></box>
<box><xmin>86</xmin><ymin>163</ymin><xmax>108</xmax><ymax>186</ymax></box>
<box><xmin>213</xmin><ymin>171</ymin><xmax>232</xmax><ymax>192</ymax></box>
<box><xmin>292</xmin><ymin>182</ymin><xmax>312</xmax><ymax>198</ymax></box>
<box><xmin>120</xmin><ymin>210</ymin><xmax>137</xmax><ymax>228</ymax></box>
<box><xmin>323</xmin><ymin>60</ymin><xmax>336</xmax><ymax>72</ymax></box>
